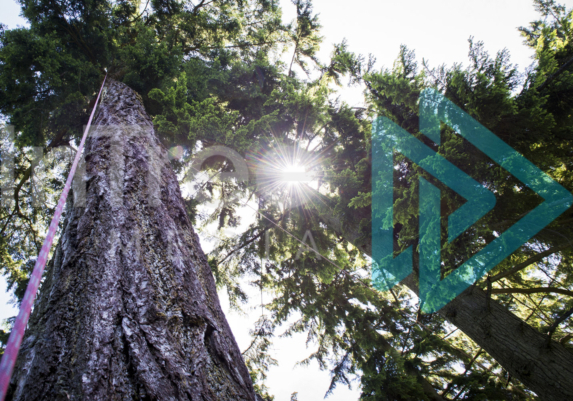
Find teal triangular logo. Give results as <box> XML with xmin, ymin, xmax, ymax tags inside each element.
<box><xmin>372</xmin><ymin>89</ymin><xmax>572</xmax><ymax>313</ymax></box>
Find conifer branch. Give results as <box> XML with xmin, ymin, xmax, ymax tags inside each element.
<box><xmin>490</xmin><ymin>287</ymin><xmax>573</xmax><ymax>297</ymax></box>
<box><xmin>547</xmin><ymin>305</ymin><xmax>573</xmax><ymax>341</ymax></box>
<box><xmin>489</xmin><ymin>242</ymin><xmax>572</xmax><ymax>283</ymax></box>
<box><xmin>537</xmin><ymin>53</ymin><xmax>573</xmax><ymax>92</ymax></box>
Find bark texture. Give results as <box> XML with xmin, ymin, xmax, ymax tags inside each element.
<box><xmin>9</xmin><ymin>80</ymin><xmax>257</xmax><ymax>400</ymax></box>
<box><xmin>307</xmin><ymin>188</ymin><xmax>573</xmax><ymax>400</ymax></box>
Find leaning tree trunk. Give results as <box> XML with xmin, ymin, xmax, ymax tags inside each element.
<box><xmin>307</xmin><ymin>188</ymin><xmax>573</xmax><ymax>401</ymax></box>
<box><xmin>8</xmin><ymin>80</ymin><xmax>257</xmax><ymax>400</ymax></box>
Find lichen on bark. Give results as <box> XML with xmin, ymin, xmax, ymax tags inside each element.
<box><xmin>8</xmin><ymin>79</ymin><xmax>257</xmax><ymax>401</ymax></box>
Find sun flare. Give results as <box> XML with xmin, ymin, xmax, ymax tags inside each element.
<box><xmin>251</xmin><ymin>144</ymin><xmax>322</xmax><ymax>209</ymax></box>
<box><xmin>280</xmin><ymin>162</ymin><xmax>310</xmax><ymax>185</ymax></box>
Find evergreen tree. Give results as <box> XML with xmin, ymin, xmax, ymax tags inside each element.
<box><xmin>200</xmin><ymin>1</ymin><xmax>573</xmax><ymax>399</ymax></box>
<box><xmin>2</xmin><ymin>0</ymin><xmax>573</xmax><ymax>400</ymax></box>
<box><xmin>8</xmin><ymin>78</ymin><xmax>260</xmax><ymax>400</ymax></box>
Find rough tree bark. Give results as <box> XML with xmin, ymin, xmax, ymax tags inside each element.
<box><xmin>8</xmin><ymin>80</ymin><xmax>258</xmax><ymax>400</ymax></box>
<box><xmin>307</xmin><ymin>188</ymin><xmax>573</xmax><ymax>400</ymax></box>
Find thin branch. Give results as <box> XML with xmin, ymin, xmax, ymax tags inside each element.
<box><xmin>452</xmin><ymin>363</ymin><xmax>498</xmax><ymax>400</ymax></box>
<box><xmin>560</xmin><ymin>334</ymin><xmax>573</xmax><ymax>345</ymax></box>
<box><xmin>490</xmin><ymin>287</ymin><xmax>573</xmax><ymax>298</ymax></box>
<box><xmin>131</xmin><ymin>0</ymin><xmax>150</xmax><ymax>22</ymax></box>
<box><xmin>441</xmin><ymin>349</ymin><xmax>483</xmax><ymax>397</ymax></box>
<box><xmin>183</xmin><ymin>40</ymin><xmax>285</xmax><ymax>54</ymax></box>
<box><xmin>489</xmin><ymin>243</ymin><xmax>572</xmax><ymax>283</ymax></box>
<box><xmin>192</xmin><ymin>0</ymin><xmax>215</xmax><ymax>15</ymax></box>
<box><xmin>218</xmin><ymin>228</ymin><xmax>267</xmax><ymax>265</ymax></box>
<box><xmin>547</xmin><ymin>305</ymin><xmax>573</xmax><ymax>341</ymax></box>
<box><xmin>537</xmin><ymin>53</ymin><xmax>573</xmax><ymax>92</ymax></box>
<box><xmin>1</xmin><ymin>128</ymin><xmax>69</xmax><ymax>237</ymax></box>
<box><xmin>507</xmin><ymin>288</ymin><xmax>552</xmax><ymax>325</ymax></box>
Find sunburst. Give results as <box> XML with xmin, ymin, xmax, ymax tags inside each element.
<box><xmin>250</xmin><ymin>142</ymin><xmax>322</xmax><ymax>209</ymax></box>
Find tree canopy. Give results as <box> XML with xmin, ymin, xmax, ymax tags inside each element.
<box><xmin>1</xmin><ymin>0</ymin><xmax>573</xmax><ymax>399</ymax></box>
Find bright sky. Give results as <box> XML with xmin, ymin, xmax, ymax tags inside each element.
<box><xmin>2</xmin><ymin>0</ymin><xmax>573</xmax><ymax>400</ymax></box>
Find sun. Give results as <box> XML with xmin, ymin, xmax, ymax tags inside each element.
<box><xmin>251</xmin><ymin>144</ymin><xmax>322</xmax><ymax>209</ymax></box>
<box><xmin>280</xmin><ymin>162</ymin><xmax>310</xmax><ymax>186</ymax></box>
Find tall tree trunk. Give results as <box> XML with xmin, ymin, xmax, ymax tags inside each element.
<box><xmin>8</xmin><ymin>80</ymin><xmax>257</xmax><ymax>400</ymax></box>
<box><xmin>307</xmin><ymin>189</ymin><xmax>573</xmax><ymax>400</ymax></box>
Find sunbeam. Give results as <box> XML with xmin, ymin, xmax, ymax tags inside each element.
<box><xmin>250</xmin><ymin>142</ymin><xmax>322</xmax><ymax>209</ymax></box>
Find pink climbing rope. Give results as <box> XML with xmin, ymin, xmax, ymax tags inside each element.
<box><xmin>0</xmin><ymin>74</ymin><xmax>107</xmax><ymax>400</ymax></box>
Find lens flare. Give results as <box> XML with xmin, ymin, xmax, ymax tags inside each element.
<box><xmin>250</xmin><ymin>143</ymin><xmax>322</xmax><ymax>209</ymax></box>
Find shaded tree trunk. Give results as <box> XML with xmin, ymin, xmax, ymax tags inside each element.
<box><xmin>308</xmin><ymin>189</ymin><xmax>573</xmax><ymax>400</ymax></box>
<box><xmin>9</xmin><ymin>80</ymin><xmax>257</xmax><ymax>400</ymax></box>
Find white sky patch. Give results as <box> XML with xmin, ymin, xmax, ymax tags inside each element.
<box><xmin>280</xmin><ymin>0</ymin><xmax>573</xmax><ymax>108</ymax></box>
<box><xmin>2</xmin><ymin>0</ymin><xmax>573</xmax><ymax>399</ymax></box>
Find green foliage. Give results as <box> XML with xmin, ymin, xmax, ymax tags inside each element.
<box><xmin>243</xmin><ymin>317</ymin><xmax>277</xmax><ymax>401</ymax></box>
<box><xmin>208</xmin><ymin>2</ymin><xmax>573</xmax><ymax>399</ymax></box>
<box><xmin>360</xmin><ymin>351</ymin><xmax>429</xmax><ymax>401</ymax></box>
<box><xmin>286</xmin><ymin>0</ymin><xmax>322</xmax><ymax>76</ymax></box>
<box><xmin>2</xmin><ymin>0</ymin><xmax>573</xmax><ymax>399</ymax></box>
